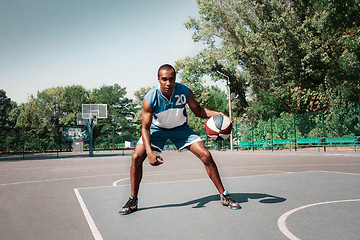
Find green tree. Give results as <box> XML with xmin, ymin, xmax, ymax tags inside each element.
<box><xmin>17</xmin><ymin>98</ymin><xmax>49</xmax><ymax>151</ymax></box>
<box><xmin>0</xmin><ymin>90</ymin><xmax>19</xmax><ymax>152</ymax></box>
<box><xmin>188</xmin><ymin>85</ymin><xmax>229</xmax><ymax>135</ymax></box>
<box><xmin>179</xmin><ymin>0</ymin><xmax>360</xmax><ymax>120</ymax></box>
<box><xmin>204</xmin><ymin>86</ymin><xmax>228</xmax><ymax>114</ymax></box>
<box><xmin>61</xmin><ymin>85</ymin><xmax>90</xmax><ymax>126</ymax></box>
<box><xmin>36</xmin><ymin>87</ymin><xmax>65</xmax><ymax>147</ymax></box>
<box><xmin>133</xmin><ymin>87</ymin><xmax>151</xmax><ymax>106</ymax></box>
<box><xmin>34</xmin><ymin>86</ymin><xmax>90</xmax><ymax>151</ymax></box>
<box><xmin>176</xmin><ymin>58</ymin><xmax>229</xmax><ymax>133</ymax></box>
<box><xmin>91</xmin><ymin>84</ymin><xmax>136</xmax><ymax>148</ymax></box>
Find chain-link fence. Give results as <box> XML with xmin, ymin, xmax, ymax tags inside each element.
<box><xmin>1</xmin><ymin>126</ymin><xmax>137</xmax><ymax>159</ymax></box>
<box><xmin>233</xmin><ymin>105</ymin><xmax>360</xmax><ymax>151</ymax></box>
<box><xmin>2</xmin><ymin>105</ymin><xmax>359</xmax><ymax>157</ymax></box>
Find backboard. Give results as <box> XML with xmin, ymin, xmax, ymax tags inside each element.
<box><xmin>81</xmin><ymin>104</ymin><xmax>107</xmax><ymax>157</ymax></box>
<box><xmin>82</xmin><ymin>104</ymin><xmax>107</xmax><ymax>120</ymax></box>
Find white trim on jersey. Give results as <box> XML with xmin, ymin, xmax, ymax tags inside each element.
<box><xmin>153</xmin><ymin>108</ymin><xmax>187</xmax><ymax>129</ymax></box>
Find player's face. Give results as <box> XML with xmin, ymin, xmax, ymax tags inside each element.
<box><xmin>158</xmin><ymin>69</ymin><xmax>176</xmax><ymax>98</ymax></box>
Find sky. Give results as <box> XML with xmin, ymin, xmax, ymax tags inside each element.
<box><xmin>0</xmin><ymin>0</ymin><xmax>221</xmax><ymax>104</ymax></box>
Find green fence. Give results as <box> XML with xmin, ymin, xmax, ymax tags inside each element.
<box><xmin>2</xmin><ymin>105</ymin><xmax>359</xmax><ymax>157</ymax></box>
<box><xmin>233</xmin><ymin>105</ymin><xmax>360</xmax><ymax>151</ymax></box>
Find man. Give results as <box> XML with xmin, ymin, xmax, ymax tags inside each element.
<box><xmin>119</xmin><ymin>64</ymin><xmax>240</xmax><ymax>215</ymax></box>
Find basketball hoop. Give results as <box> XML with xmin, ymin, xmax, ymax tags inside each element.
<box><xmin>81</xmin><ymin>104</ymin><xmax>108</xmax><ymax>157</ymax></box>
<box><xmin>82</xmin><ymin>104</ymin><xmax>107</xmax><ymax>120</ymax></box>
<box><xmin>91</xmin><ymin>114</ymin><xmax>98</xmax><ymax>125</ymax></box>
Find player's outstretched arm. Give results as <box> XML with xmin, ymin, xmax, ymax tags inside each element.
<box><xmin>187</xmin><ymin>89</ymin><xmax>225</xmax><ymax>119</ymax></box>
<box><xmin>141</xmin><ymin>98</ymin><xmax>163</xmax><ymax>166</ymax></box>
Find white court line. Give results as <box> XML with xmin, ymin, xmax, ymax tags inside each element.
<box><xmin>75</xmin><ymin>171</ymin><xmax>358</xmax><ymax>240</ymax></box>
<box><xmin>0</xmin><ymin>173</ymin><xmax>123</xmax><ymax>187</ymax></box>
<box><xmin>111</xmin><ymin>168</ymin><xmax>289</xmax><ymax>186</ymax></box>
<box><xmin>0</xmin><ymin>163</ymin><xmax>129</xmax><ymax>171</ymax></box>
<box><xmin>74</xmin><ymin>189</ymin><xmax>103</xmax><ymax>240</ymax></box>
<box><xmin>121</xmin><ymin>171</ymin><xmax>326</xmax><ymax>189</ymax></box>
<box><xmin>278</xmin><ymin>199</ymin><xmax>360</xmax><ymax>240</ymax></box>
<box><xmin>112</xmin><ymin>171</ymin><xmax>300</xmax><ymax>189</ymax></box>
<box><xmin>69</xmin><ymin>169</ymin><xmax>295</xmax><ymax>191</ymax></box>
<box><xmin>2</xmin><ymin>162</ymin><xmax>358</xmax><ymax>187</ymax></box>
<box><xmin>112</xmin><ymin>177</ymin><xmax>130</xmax><ymax>186</ymax></box>
<box><xmin>238</xmin><ymin>163</ymin><xmax>360</xmax><ymax>168</ymax></box>
<box><xmin>75</xmin><ymin>171</ymin><xmax>293</xmax><ymax>240</ymax></box>
<box><xmin>0</xmin><ymin>165</ymin><xmax>288</xmax><ymax>188</ymax></box>
<box><xmin>112</xmin><ymin>169</ymin><xmax>205</xmax><ymax>186</ymax></box>
<box><xmin>317</xmin><ymin>170</ymin><xmax>360</xmax><ymax>176</ymax></box>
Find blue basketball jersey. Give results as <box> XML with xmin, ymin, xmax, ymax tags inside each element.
<box><xmin>144</xmin><ymin>82</ymin><xmax>190</xmax><ymax>129</ymax></box>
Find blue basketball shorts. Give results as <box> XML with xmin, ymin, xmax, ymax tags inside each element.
<box><xmin>137</xmin><ymin>123</ymin><xmax>202</xmax><ymax>152</ymax></box>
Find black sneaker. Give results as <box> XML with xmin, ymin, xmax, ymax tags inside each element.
<box><xmin>220</xmin><ymin>191</ymin><xmax>241</xmax><ymax>209</ymax></box>
<box><xmin>119</xmin><ymin>196</ymin><xmax>138</xmax><ymax>215</ymax></box>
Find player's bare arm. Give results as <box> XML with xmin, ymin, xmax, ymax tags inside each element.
<box><xmin>187</xmin><ymin>89</ymin><xmax>224</xmax><ymax>119</ymax></box>
<box><xmin>142</xmin><ymin>98</ymin><xmax>163</xmax><ymax>166</ymax></box>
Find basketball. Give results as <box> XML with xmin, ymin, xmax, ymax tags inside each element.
<box><xmin>206</xmin><ymin>115</ymin><xmax>232</xmax><ymax>141</ymax></box>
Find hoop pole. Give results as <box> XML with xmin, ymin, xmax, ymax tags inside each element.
<box><xmin>89</xmin><ymin>119</ymin><xmax>94</xmax><ymax>157</ymax></box>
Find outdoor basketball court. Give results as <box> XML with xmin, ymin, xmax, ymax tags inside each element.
<box><xmin>1</xmin><ymin>150</ymin><xmax>359</xmax><ymax>239</ymax></box>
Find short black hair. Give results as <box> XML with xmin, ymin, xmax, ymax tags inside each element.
<box><xmin>158</xmin><ymin>64</ymin><xmax>175</xmax><ymax>77</ymax></box>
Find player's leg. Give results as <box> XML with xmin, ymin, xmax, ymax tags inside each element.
<box><xmin>187</xmin><ymin>141</ymin><xmax>225</xmax><ymax>194</ymax></box>
<box><xmin>172</xmin><ymin>124</ymin><xmax>225</xmax><ymax>193</ymax></box>
<box><xmin>130</xmin><ymin>144</ymin><xmax>147</xmax><ymax>198</ymax></box>
<box><xmin>119</xmin><ymin>144</ymin><xmax>147</xmax><ymax>215</ymax></box>
<box><xmin>187</xmin><ymin>141</ymin><xmax>241</xmax><ymax>210</ymax></box>
<box><xmin>120</xmin><ymin>127</ymin><xmax>166</xmax><ymax>215</ymax></box>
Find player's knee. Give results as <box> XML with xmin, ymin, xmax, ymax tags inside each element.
<box><xmin>200</xmin><ymin>150</ymin><xmax>213</xmax><ymax>165</ymax></box>
<box><xmin>203</xmin><ymin>150</ymin><xmax>212</xmax><ymax>160</ymax></box>
<box><xmin>132</xmin><ymin>151</ymin><xmax>146</xmax><ymax>166</ymax></box>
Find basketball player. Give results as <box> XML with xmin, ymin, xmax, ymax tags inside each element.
<box><xmin>119</xmin><ymin>64</ymin><xmax>240</xmax><ymax>214</ymax></box>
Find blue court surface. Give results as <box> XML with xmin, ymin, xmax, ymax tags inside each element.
<box><xmin>76</xmin><ymin>171</ymin><xmax>360</xmax><ymax>240</ymax></box>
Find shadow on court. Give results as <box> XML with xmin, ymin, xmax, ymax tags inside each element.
<box><xmin>139</xmin><ymin>193</ymin><xmax>286</xmax><ymax>211</ymax></box>
<box><xmin>76</xmin><ymin>171</ymin><xmax>360</xmax><ymax>240</ymax></box>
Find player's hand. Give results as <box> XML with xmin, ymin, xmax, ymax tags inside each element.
<box><xmin>217</xmin><ymin>112</ymin><xmax>232</xmax><ymax>122</ymax></box>
<box><xmin>148</xmin><ymin>152</ymin><xmax>164</xmax><ymax>166</ymax></box>
<box><xmin>216</xmin><ymin>112</ymin><xmax>226</xmax><ymax>117</ymax></box>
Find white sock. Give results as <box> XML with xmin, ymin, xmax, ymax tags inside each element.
<box><xmin>222</xmin><ymin>190</ymin><xmax>229</xmax><ymax>195</ymax></box>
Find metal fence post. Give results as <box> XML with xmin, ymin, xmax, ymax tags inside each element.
<box><xmin>236</xmin><ymin>123</ymin><xmax>239</xmax><ymax>151</ymax></box>
<box><xmin>322</xmin><ymin>111</ymin><xmax>326</xmax><ymax>152</ymax></box>
<box><xmin>293</xmin><ymin>114</ymin><xmax>297</xmax><ymax>152</ymax></box>
<box><xmin>121</xmin><ymin>126</ymin><xmax>124</xmax><ymax>155</ymax></box>
<box><xmin>358</xmin><ymin>104</ymin><xmax>360</xmax><ymax>135</ymax></box>
<box><xmin>22</xmin><ymin>130</ymin><xmax>25</xmax><ymax>160</ymax></box>
<box><xmin>270</xmin><ymin>118</ymin><xmax>274</xmax><ymax>151</ymax></box>
<box><xmin>251</xmin><ymin>121</ymin><xmax>254</xmax><ymax>151</ymax></box>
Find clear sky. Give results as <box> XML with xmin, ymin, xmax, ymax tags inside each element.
<box><xmin>0</xmin><ymin>0</ymin><xmax>214</xmax><ymax>104</ymax></box>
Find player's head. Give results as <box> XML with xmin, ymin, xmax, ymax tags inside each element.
<box><xmin>158</xmin><ymin>64</ymin><xmax>176</xmax><ymax>78</ymax></box>
<box><xmin>158</xmin><ymin>64</ymin><xmax>176</xmax><ymax>97</ymax></box>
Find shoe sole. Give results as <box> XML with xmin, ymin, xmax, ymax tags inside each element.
<box><xmin>228</xmin><ymin>205</ymin><xmax>241</xmax><ymax>210</ymax></box>
<box><xmin>119</xmin><ymin>207</ymin><xmax>138</xmax><ymax>215</ymax></box>
<box><xmin>222</xmin><ymin>202</ymin><xmax>241</xmax><ymax>210</ymax></box>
